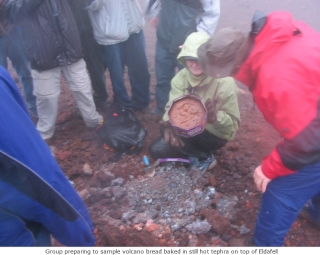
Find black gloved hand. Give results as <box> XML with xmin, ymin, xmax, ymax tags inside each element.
<box><xmin>160</xmin><ymin>121</ymin><xmax>185</xmax><ymax>148</ymax></box>
<box><xmin>205</xmin><ymin>98</ymin><xmax>217</xmax><ymax>124</ymax></box>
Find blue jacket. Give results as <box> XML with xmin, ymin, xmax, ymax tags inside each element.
<box><xmin>0</xmin><ymin>67</ymin><xmax>96</xmax><ymax>246</ymax></box>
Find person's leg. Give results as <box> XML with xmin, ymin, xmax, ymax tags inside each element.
<box><xmin>155</xmin><ymin>40</ymin><xmax>179</xmax><ymax>115</ymax></box>
<box><xmin>81</xmin><ymin>34</ymin><xmax>108</xmax><ymax>105</ymax></box>
<box><xmin>32</xmin><ymin>67</ymin><xmax>61</xmax><ymax>140</ymax></box>
<box><xmin>101</xmin><ymin>43</ymin><xmax>132</xmax><ymax>108</ymax></box>
<box><xmin>173</xmin><ymin>130</ymin><xmax>226</xmax><ymax>172</ymax></box>
<box><xmin>7</xmin><ymin>27</ymin><xmax>37</xmax><ymax>116</ymax></box>
<box><xmin>254</xmin><ymin>159</ymin><xmax>320</xmax><ymax>246</ymax></box>
<box><xmin>179</xmin><ymin>130</ymin><xmax>227</xmax><ymax>159</ymax></box>
<box><xmin>149</xmin><ymin>136</ymin><xmax>185</xmax><ymax>159</ymax></box>
<box><xmin>150</xmin><ymin>129</ymin><xmax>226</xmax><ymax>159</ymax></box>
<box><xmin>0</xmin><ymin>35</ymin><xmax>8</xmax><ymax>69</ymax></box>
<box><xmin>62</xmin><ymin>59</ymin><xmax>103</xmax><ymax>129</ymax></box>
<box><xmin>305</xmin><ymin>190</ymin><xmax>320</xmax><ymax>224</ymax></box>
<box><xmin>125</xmin><ymin>31</ymin><xmax>151</xmax><ymax>110</ymax></box>
<box><xmin>68</xmin><ymin>0</ymin><xmax>108</xmax><ymax>109</ymax></box>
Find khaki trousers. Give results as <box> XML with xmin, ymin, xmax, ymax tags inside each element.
<box><xmin>32</xmin><ymin>59</ymin><xmax>102</xmax><ymax>139</ymax></box>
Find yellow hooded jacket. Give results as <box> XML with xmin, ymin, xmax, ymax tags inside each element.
<box><xmin>163</xmin><ymin>32</ymin><xmax>241</xmax><ymax>141</ymax></box>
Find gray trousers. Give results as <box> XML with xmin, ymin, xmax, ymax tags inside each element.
<box><xmin>32</xmin><ymin>59</ymin><xmax>103</xmax><ymax>139</ymax></box>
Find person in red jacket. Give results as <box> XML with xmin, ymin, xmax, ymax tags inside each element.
<box><xmin>198</xmin><ymin>11</ymin><xmax>320</xmax><ymax>246</ymax></box>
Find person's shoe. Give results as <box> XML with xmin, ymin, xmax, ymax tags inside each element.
<box><xmin>299</xmin><ymin>205</ymin><xmax>320</xmax><ymax>228</ymax></box>
<box><xmin>94</xmin><ymin>99</ymin><xmax>109</xmax><ymax>113</ymax></box>
<box><xmin>190</xmin><ymin>153</ymin><xmax>217</xmax><ymax>174</ymax></box>
<box><xmin>87</xmin><ymin>118</ymin><xmax>104</xmax><ymax>132</ymax></box>
<box><xmin>188</xmin><ymin>156</ymin><xmax>199</xmax><ymax>169</ymax></box>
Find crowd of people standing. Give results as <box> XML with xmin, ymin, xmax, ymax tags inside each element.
<box><xmin>0</xmin><ymin>0</ymin><xmax>221</xmax><ymax>246</ymax></box>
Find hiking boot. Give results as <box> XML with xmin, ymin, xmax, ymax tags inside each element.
<box><xmin>189</xmin><ymin>153</ymin><xmax>217</xmax><ymax>174</ymax></box>
<box><xmin>94</xmin><ymin>99</ymin><xmax>109</xmax><ymax>113</ymax></box>
<box><xmin>87</xmin><ymin>118</ymin><xmax>104</xmax><ymax>132</ymax></box>
<box><xmin>198</xmin><ymin>154</ymin><xmax>217</xmax><ymax>173</ymax></box>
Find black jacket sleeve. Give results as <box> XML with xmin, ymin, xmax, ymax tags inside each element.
<box><xmin>5</xmin><ymin>0</ymin><xmax>45</xmax><ymax>24</ymax></box>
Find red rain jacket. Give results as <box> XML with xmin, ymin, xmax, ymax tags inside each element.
<box><xmin>236</xmin><ymin>12</ymin><xmax>320</xmax><ymax>179</ymax></box>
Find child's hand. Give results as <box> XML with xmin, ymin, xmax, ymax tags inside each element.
<box><xmin>205</xmin><ymin>99</ymin><xmax>217</xmax><ymax>123</ymax></box>
<box><xmin>160</xmin><ymin>121</ymin><xmax>185</xmax><ymax>147</ymax></box>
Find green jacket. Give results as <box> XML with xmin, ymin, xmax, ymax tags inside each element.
<box><xmin>163</xmin><ymin>32</ymin><xmax>241</xmax><ymax>141</ymax></box>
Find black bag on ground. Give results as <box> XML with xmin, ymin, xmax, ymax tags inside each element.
<box><xmin>97</xmin><ymin>104</ymin><xmax>147</xmax><ymax>154</ymax></box>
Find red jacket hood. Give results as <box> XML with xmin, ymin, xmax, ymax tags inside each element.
<box><xmin>236</xmin><ymin>12</ymin><xmax>297</xmax><ymax>89</ymax></box>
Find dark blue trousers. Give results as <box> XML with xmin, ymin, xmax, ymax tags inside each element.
<box><xmin>254</xmin><ymin>159</ymin><xmax>320</xmax><ymax>246</ymax></box>
<box><xmin>154</xmin><ymin>40</ymin><xmax>183</xmax><ymax>115</ymax></box>
<box><xmin>0</xmin><ymin>26</ymin><xmax>37</xmax><ymax>116</ymax></box>
<box><xmin>101</xmin><ymin>31</ymin><xmax>150</xmax><ymax>110</ymax></box>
